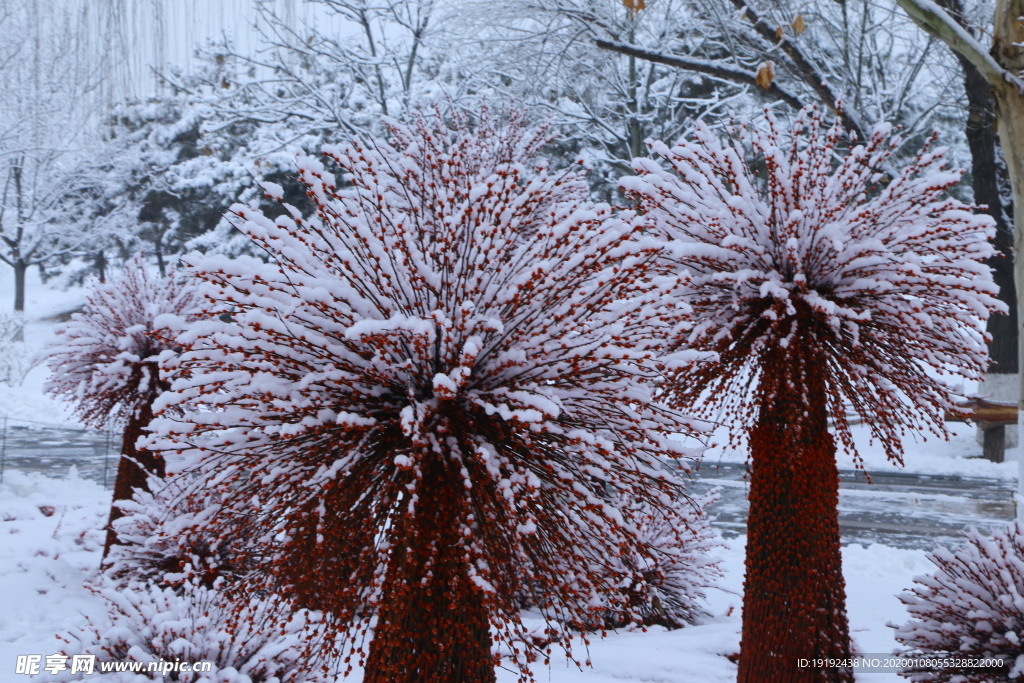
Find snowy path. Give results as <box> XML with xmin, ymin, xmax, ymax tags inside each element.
<box><xmin>693</xmin><ymin>462</ymin><xmax>1015</xmax><ymax>550</ymax></box>
<box><xmin>0</xmin><ymin>422</ymin><xmax>1016</xmax><ymax>551</ymax></box>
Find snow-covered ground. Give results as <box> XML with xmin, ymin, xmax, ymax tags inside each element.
<box><xmin>0</xmin><ymin>468</ymin><xmax>937</xmax><ymax>683</ymax></box>
<box><xmin>0</xmin><ymin>265</ymin><xmax>86</xmax><ymax>427</ymax></box>
<box><xmin>0</xmin><ymin>264</ymin><xmax>1013</xmax><ymax>682</ymax></box>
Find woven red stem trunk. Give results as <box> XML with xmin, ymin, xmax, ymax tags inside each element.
<box><xmin>737</xmin><ymin>345</ymin><xmax>852</xmax><ymax>683</ymax></box>
<box><xmin>363</xmin><ymin>459</ymin><xmax>496</xmax><ymax>683</ymax></box>
<box><xmin>102</xmin><ymin>400</ymin><xmax>165</xmax><ymax>558</ymax></box>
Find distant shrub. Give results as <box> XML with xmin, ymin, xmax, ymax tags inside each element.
<box><xmin>620</xmin><ymin>491</ymin><xmax>723</xmax><ymax>629</ymax></box>
<box><xmin>0</xmin><ymin>312</ymin><xmax>32</xmax><ymax>386</ymax></box>
<box><xmin>577</xmin><ymin>490</ymin><xmax>722</xmax><ymax>631</ymax></box>
<box><xmin>45</xmin><ymin>255</ymin><xmax>201</xmax><ymax>555</ymax></box>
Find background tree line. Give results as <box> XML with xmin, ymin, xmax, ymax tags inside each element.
<box><xmin>2</xmin><ymin>0</ymin><xmax>1018</xmax><ymax>463</ymax></box>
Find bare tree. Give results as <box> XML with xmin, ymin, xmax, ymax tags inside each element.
<box><xmin>466</xmin><ymin>0</ymin><xmax>758</xmax><ymax>185</ymax></box>
<box><xmin>470</xmin><ymin>0</ymin><xmax>961</xmax><ymax>203</ymax></box>
<box><xmin>550</xmin><ymin>0</ymin><xmax>955</xmax><ymax>141</ymax></box>
<box><xmin>0</xmin><ymin>0</ymin><xmax>112</xmax><ymax>312</ymax></box>
<box><xmin>163</xmin><ymin>0</ymin><xmax>461</xmax><ymax>149</ymax></box>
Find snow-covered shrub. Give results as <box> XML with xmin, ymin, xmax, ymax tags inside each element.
<box><xmin>102</xmin><ymin>475</ymin><xmax>247</xmax><ymax>592</ymax></box>
<box><xmin>529</xmin><ymin>490</ymin><xmax>722</xmax><ymax>632</ymax></box>
<box><xmin>46</xmin><ymin>256</ymin><xmax>200</xmax><ymax>429</ymax></box>
<box><xmin>149</xmin><ymin>108</ymin><xmax>706</xmax><ymax>683</ymax></box>
<box><xmin>0</xmin><ymin>312</ymin><xmax>32</xmax><ymax>386</ymax></box>
<box><xmin>46</xmin><ymin>255</ymin><xmax>200</xmax><ymax>554</ymax></box>
<box><xmin>894</xmin><ymin>523</ymin><xmax>1024</xmax><ymax>682</ymax></box>
<box><xmin>61</xmin><ymin>580</ymin><xmax>333</xmax><ymax>683</ymax></box>
<box><xmin>618</xmin><ymin>491</ymin><xmax>723</xmax><ymax>629</ymax></box>
<box><xmin>624</xmin><ymin>106</ymin><xmax>1004</xmax><ymax>681</ymax></box>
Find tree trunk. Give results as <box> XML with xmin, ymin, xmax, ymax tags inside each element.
<box><xmin>95</xmin><ymin>250</ymin><xmax>108</xmax><ymax>283</ymax></box>
<box><xmin>363</xmin><ymin>459</ymin><xmax>496</xmax><ymax>683</ymax></box>
<box><xmin>102</xmin><ymin>399</ymin><xmax>165</xmax><ymax>558</ymax></box>
<box><xmin>983</xmin><ymin>425</ymin><xmax>1007</xmax><ymax>462</ymax></box>
<box><xmin>155</xmin><ymin>242</ymin><xmax>166</xmax><ymax>278</ymax></box>
<box><xmin>737</xmin><ymin>343</ymin><xmax>852</xmax><ymax>683</ymax></box>
<box><xmin>13</xmin><ymin>259</ymin><xmax>26</xmax><ymax>314</ymax></box>
<box><xmin>957</xmin><ymin>38</ymin><xmax>1017</xmax><ymax>377</ymax></box>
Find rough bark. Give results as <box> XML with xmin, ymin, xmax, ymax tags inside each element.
<box><xmin>950</xmin><ymin>29</ymin><xmax>1017</xmax><ymax>375</ymax></box>
<box><xmin>991</xmin><ymin>0</ymin><xmax>1024</xmax><ymax>505</ymax></box>
<box><xmin>363</xmin><ymin>458</ymin><xmax>496</xmax><ymax>683</ymax></box>
<box><xmin>738</xmin><ymin>343</ymin><xmax>852</xmax><ymax>683</ymax></box>
<box><xmin>102</xmin><ymin>399</ymin><xmax>165</xmax><ymax>558</ymax></box>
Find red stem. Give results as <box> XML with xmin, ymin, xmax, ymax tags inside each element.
<box><xmin>102</xmin><ymin>399</ymin><xmax>165</xmax><ymax>559</ymax></box>
<box><xmin>737</xmin><ymin>343</ymin><xmax>853</xmax><ymax>683</ymax></box>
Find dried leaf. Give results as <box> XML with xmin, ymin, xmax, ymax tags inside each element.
<box><xmin>755</xmin><ymin>61</ymin><xmax>776</xmax><ymax>90</ymax></box>
<box><xmin>622</xmin><ymin>0</ymin><xmax>645</xmax><ymax>14</ymax></box>
<box><xmin>776</xmin><ymin>25</ymin><xmax>784</xmax><ymax>39</ymax></box>
<box><xmin>792</xmin><ymin>14</ymin><xmax>806</xmax><ymax>35</ymax></box>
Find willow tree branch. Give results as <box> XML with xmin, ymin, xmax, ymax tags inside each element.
<box><xmin>594</xmin><ymin>39</ymin><xmax>805</xmax><ymax>110</ymax></box>
<box><xmin>724</xmin><ymin>0</ymin><xmax>867</xmax><ymax>141</ymax></box>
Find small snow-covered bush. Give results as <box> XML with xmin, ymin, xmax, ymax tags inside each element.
<box><xmin>528</xmin><ymin>490</ymin><xmax>722</xmax><ymax>633</ymax></box>
<box><xmin>618</xmin><ymin>491</ymin><xmax>723</xmax><ymax>629</ymax></box>
<box><xmin>0</xmin><ymin>312</ymin><xmax>32</xmax><ymax>386</ymax></box>
<box><xmin>63</xmin><ymin>477</ymin><xmax>295</xmax><ymax>682</ymax></box>
<box><xmin>894</xmin><ymin>523</ymin><xmax>1024</xmax><ymax>681</ymax></box>
<box><xmin>102</xmin><ymin>475</ymin><xmax>247</xmax><ymax>592</ymax></box>
<box><xmin>61</xmin><ymin>581</ymin><xmax>334</xmax><ymax>683</ymax></box>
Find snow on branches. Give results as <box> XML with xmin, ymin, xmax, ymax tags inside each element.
<box><xmin>0</xmin><ymin>312</ymin><xmax>32</xmax><ymax>386</ymax></box>
<box><xmin>623</xmin><ymin>106</ymin><xmax>1005</xmax><ymax>682</ymax></box>
<box><xmin>609</xmin><ymin>491</ymin><xmax>723</xmax><ymax>630</ymax></box>
<box><xmin>894</xmin><ymin>523</ymin><xmax>1024</xmax><ymax>682</ymax></box>
<box><xmin>46</xmin><ymin>256</ymin><xmax>200</xmax><ymax>431</ymax></box>
<box><xmin>61</xmin><ymin>581</ymin><xmax>331</xmax><ymax>683</ymax></box>
<box><xmin>148</xmin><ymin>108</ymin><xmax>705</xmax><ymax>682</ymax></box>
<box><xmin>102</xmin><ymin>475</ymin><xmax>244</xmax><ymax>593</ymax></box>
<box><xmin>46</xmin><ymin>256</ymin><xmax>201</xmax><ymax>555</ymax></box>
<box><xmin>623</xmin><ymin>106</ymin><xmax>1004</xmax><ymax>466</ymax></box>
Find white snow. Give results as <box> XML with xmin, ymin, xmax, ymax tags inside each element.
<box><xmin>0</xmin><ymin>264</ymin><xmax>86</xmax><ymax>426</ymax></box>
<box><xmin>0</xmin><ymin>471</ymin><xmax>109</xmax><ymax>679</ymax></box>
